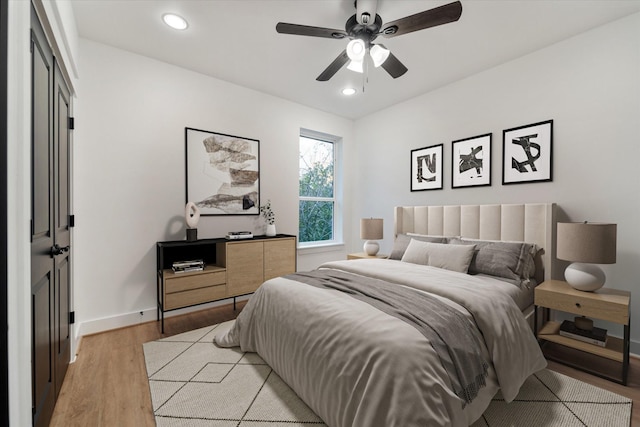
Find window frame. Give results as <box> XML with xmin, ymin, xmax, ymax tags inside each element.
<box><xmin>298</xmin><ymin>128</ymin><xmax>343</xmax><ymax>249</ymax></box>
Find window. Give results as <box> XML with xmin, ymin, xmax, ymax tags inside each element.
<box><xmin>299</xmin><ymin>130</ymin><xmax>341</xmax><ymax>246</ymax></box>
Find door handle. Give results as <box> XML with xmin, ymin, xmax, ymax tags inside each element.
<box><xmin>50</xmin><ymin>244</ymin><xmax>70</xmax><ymax>257</ymax></box>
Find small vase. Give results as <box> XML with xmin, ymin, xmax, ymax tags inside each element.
<box><xmin>266</xmin><ymin>223</ymin><xmax>276</xmax><ymax>236</ymax></box>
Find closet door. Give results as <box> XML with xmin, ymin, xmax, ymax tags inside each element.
<box><xmin>30</xmin><ymin>5</ymin><xmax>73</xmax><ymax>426</ymax></box>
<box><xmin>52</xmin><ymin>60</ymin><xmax>71</xmax><ymax>399</ymax></box>
<box><xmin>30</xmin><ymin>6</ymin><xmax>55</xmax><ymax>426</ymax></box>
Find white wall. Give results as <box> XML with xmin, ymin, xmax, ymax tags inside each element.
<box><xmin>350</xmin><ymin>13</ymin><xmax>640</xmax><ymax>352</ymax></box>
<box><xmin>73</xmin><ymin>39</ymin><xmax>354</xmax><ymax>336</ymax></box>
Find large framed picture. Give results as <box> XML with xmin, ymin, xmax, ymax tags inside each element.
<box><xmin>452</xmin><ymin>133</ymin><xmax>491</xmax><ymax>188</ymax></box>
<box><xmin>185</xmin><ymin>127</ymin><xmax>260</xmax><ymax>215</ymax></box>
<box><xmin>502</xmin><ymin>120</ymin><xmax>553</xmax><ymax>185</ymax></box>
<box><xmin>411</xmin><ymin>144</ymin><xmax>443</xmax><ymax>191</ymax></box>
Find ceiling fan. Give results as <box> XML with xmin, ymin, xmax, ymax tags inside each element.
<box><xmin>276</xmin><ymin>0</ymin><xmax>463</xmax><ymax>81</ymax></box>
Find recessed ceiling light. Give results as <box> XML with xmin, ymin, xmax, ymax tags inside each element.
<box><xmin>162</xmin><ymin>13</ymin><xmax>188</xmax><ymax>30</ymax></box>
<box><xmin>342</xmin><ymin>87</ymin><xmax>357</xmax><ymax>96</ymax></box>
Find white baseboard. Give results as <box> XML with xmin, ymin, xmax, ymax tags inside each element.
<box><xmin>75</xmin><ymin>296</ymin><xmax>249</xmax><ymax>344</ymax></box>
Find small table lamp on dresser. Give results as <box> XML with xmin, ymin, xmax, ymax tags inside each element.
<box><xmin>360</xmin><ymin>218</ymin><xmax>383</xmax><ymax>256</ymax></box>
<box><xmin>556</xmin><ymin>221</ymin><xmax>617</xmax><ymax>292</ymax></box>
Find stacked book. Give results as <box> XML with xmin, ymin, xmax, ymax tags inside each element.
<box><xmin>226</xmin><ymin>231</ymin><xmax>253</xmax><ymax>240</ymax></box>
<box><xmin>172</xmin><ymin>259</ymin><xmax>204</xmax><ymax>273</ymax></box>
<box><xmin>559</xmin><ymin>320</ymin><xmax>607</xmax><ymax>347</ymax></box>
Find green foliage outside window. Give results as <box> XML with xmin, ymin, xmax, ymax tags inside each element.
<box><xmin>299</xmin><ymin>137</ymin><xmax>334</xmax><ymax>243</ymax></box>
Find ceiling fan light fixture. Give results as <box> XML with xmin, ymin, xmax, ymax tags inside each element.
<box><xmin>347</xmin><ymin>60</ymin><xmax>364</xmax><ymax>73</ymax></box>
<box><xmin>346</xmin><ymin>39</ymin><xmax>366</xmax><ymax>61</ymax></box>
<box><xmin>370</xmin><ymin>45</ymin><xmax>390</xmax><ymax>67</ymax></box>
<box><xmin>162</xmin><ymin>13</ymin><xmax>188</xmax><ymax>30</ymax></box>
<box><xmin>342</xmin><ymin>87</ymin><xmax>357</xmax><ymax>96</ymax></box>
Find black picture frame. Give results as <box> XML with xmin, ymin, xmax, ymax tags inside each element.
<box><xmin>502</xmin><ymin>120</ymin><xmax>553</xmax><ymax>185</ymax></box>
<box><xmin>452</xmin><ymin>133</ymin><xmax>491</xmax><ymax>188</ymax></box>
<box><xmin>185</xmin><ymin>127</ymin><xmax>260</xmax><ymax>215</ymax></box>
<box><xmin>410</xmin><ymin>144</ymin><xmax>443</xmax><ymax>191</ymax></box>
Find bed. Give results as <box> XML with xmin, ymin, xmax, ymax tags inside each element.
<box><xmin>216</xmin><ymin>203</ymin><xmax>556</xmax><ymax>427</ymax></box>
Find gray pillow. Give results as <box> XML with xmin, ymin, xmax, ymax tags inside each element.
<box><xmin>401</xmin><ymin>240</ymin><xmax>476</xmax><ymax>273</ymax></box>
<box><xmin>449</xmin><ymin>238</ymin><xmax>537</xmax><ymax>280</ymax></box>
<box><xmin>388</xmin><ymin>233</ymin><xmax>447</xmax><ymax>260</ymax></box>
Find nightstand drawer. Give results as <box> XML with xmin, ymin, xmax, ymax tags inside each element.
<box><xmin>535</xmin><ymin>280</ymin><xmax>629</xmax><ymax>325</ymax></box>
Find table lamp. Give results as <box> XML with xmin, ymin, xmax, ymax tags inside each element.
<box><xmin>360</xmin><ymin>218</ymin><xmax>383</xmax><ymax>256</ymax></box>
<box><xmin>556</xmin><ymin>222</ymin><xmax>616</xmax><ymax>292</ymax></box>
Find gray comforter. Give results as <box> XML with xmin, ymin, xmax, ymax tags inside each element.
<box><xmin>215</xmin><ymin>259</ymin><xmax>547</xmax><ymax>426</ymax></box>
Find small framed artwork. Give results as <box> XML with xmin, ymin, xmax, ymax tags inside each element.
<box><xmin>452</xmin><ymin>133</ymin><xmax>491</xmax><ymax>188</ymax></box>
<box><xmin>411</xmin><ymin>144</ymin><xmax>443</xmax><ymax>191</ymax></box>
<box><xmin>502</xmin><ymin>120</ymin><xmax>553</xmax><ymax>185</ymax></box>
<box><xmin>185</xmin><ymin>127</ymin><xmax>260</xmax><ymax>215</ymax></box>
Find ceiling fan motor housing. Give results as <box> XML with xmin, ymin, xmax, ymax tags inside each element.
<box><xmin>345</xmin><ymin>13</ymin><xmax>382</xmax><ymax>47</ymax></box>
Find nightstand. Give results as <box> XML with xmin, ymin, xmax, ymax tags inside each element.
<box><xmin>534</xmin><ymin>279</ymin><xmax>630</xmax><ymax>385</ymax></box>
<box><xmin>347</xmin><ymin>252</ymin><xmax>388</xmax><ymax>260</ymax></box>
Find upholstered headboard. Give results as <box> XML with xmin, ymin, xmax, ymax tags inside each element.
<box><xmin>394</xmin><ymin>203</ymin><xmax>557</xmax><ymax>282</ymax></box>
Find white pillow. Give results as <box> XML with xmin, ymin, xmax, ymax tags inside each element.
<box><xmin>401</xmin><ymin>239</ymin><xmax>476</xmax><ymax>273</ymax></box>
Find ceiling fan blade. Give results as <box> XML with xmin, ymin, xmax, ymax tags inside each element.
<box><xmin>380</xmin><ymin>1</ymin><xmax>462</xmax><ymax>38</ymax></box>
<box><xmin>276</xmin><ymin>22</ymin><xmax>348</xmax><ymax>39</ymax></box>
<box><xmin>380</xmin><ymin>51</ymin><xmax>408</xmax><ymax>79</ymax></box>
<box><xmin>316</xmin><ymin>50</ymin><xmax>349</xmax><ymax>81</ymax></box>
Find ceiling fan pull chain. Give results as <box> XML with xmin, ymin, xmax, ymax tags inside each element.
<box><xmin>362</xmin><ymin>58</ymin><xmax>368</xmax><ymax>92</ymax></box>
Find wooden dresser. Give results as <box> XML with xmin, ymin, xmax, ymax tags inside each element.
<box><xmin>157</xmin><ymin>235</ymin><xmax>296</xmax><ymax>332</ymax></box>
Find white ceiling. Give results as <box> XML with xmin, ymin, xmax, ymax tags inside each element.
<box><xmin>71</xmin><ymin>0</ymin><xmax>640</xmax><ymax>120</ymax></box>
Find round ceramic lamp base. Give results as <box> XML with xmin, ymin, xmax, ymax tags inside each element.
<box><xmin>363</xmin><ymin>240</ymin><xmax>379</xmax><ymax>256</ymax></box>
<box><xmin>564</xmin><ymin>262</ymin><xmax>606</xmax><ymax>292</ymax></box>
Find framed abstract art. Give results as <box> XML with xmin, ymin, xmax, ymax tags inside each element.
<box><xmin>452</xmin><ymin>133</ymin><xmax>491</xmax><ymax>188</ymax></box>
<box><xmin>411</xmin><ymin>144</ymin><xmax>443</xmax><ymax>191</ymax></box>
<box><xmin>502</xmin><ymin>120</ymin><xmax>553</xmax><ymax>185</ymax></box>
<box><xmin>185</xmin><ymin>127</ymin><xmax>260</xmax><ymax>215</ymax></box>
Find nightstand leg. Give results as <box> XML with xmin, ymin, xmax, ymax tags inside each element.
<box><xmin>623</xmin><ymin>323</ymin><xmax>630</xmax><ymax>385</ymax></box>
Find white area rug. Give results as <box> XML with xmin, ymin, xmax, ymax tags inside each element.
<box><xmin>143</xmin><ymin>321</ymin><xmax>632</xmax><ymax>426</ymax></box>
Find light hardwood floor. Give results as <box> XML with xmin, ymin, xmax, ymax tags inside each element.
<box><xmin>50</xmin><ymin>302</ymin><xmax>639</xmax><ymax>426</ymax></box>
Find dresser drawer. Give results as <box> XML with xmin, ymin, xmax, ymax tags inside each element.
<box><xmin>165</xmin><ymin>270</ymin><xmax>226</xmax><ymax>294</ymax></box>
<box><xmin>165</xmin><ymin>284</ymin><xmax>227</xmax><ymax>310</ymax></box>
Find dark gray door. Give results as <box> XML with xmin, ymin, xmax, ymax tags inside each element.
<box><xmin>30</xmin><ymin>7</ymin><xmax>56</xmax><ymax>426</ymax></box>
<box><xmin>52</xmin><ymin>60</ymin><xmax>71</xmax><ymax>399</ymax></box>
<box><xmin>31</xmin><ymin>5</ymin><xmax>72</xmax><ymax>426</ymax></box>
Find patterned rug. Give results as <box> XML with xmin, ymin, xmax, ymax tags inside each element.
<box><xmin>143</xmin><ymin>321</ymin><xmax>632</xmax><ymax>426</ymax></box>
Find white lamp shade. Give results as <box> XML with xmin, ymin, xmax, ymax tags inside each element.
<box><xmin>370</xmin><ymin>45</ymin><xmax>390</xmax><ymax>67</ymax></box>
<box><xmin>347</xmin><ymin>60</ymin><xmax>364</xmax><ymax>73</ymax></box>
<box><xmin>346</xmin><ymin>39</ymin><xmax>366</xmax><ymax>61</ymax></box>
